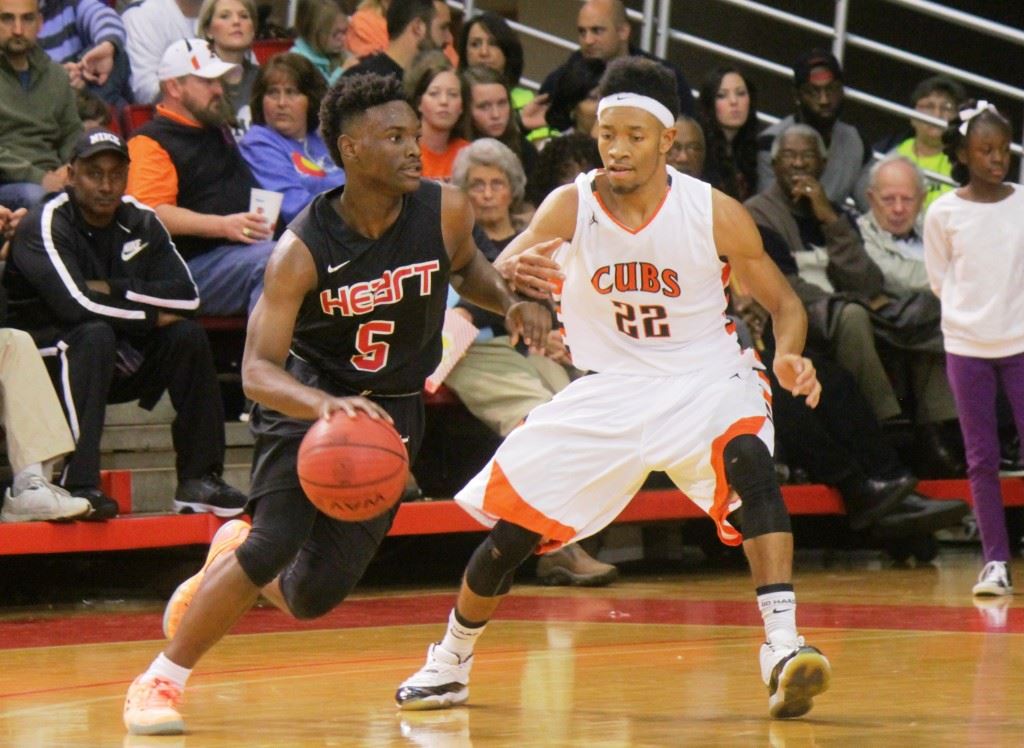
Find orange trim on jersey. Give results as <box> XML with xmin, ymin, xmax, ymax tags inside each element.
<box><xmin>591</xmin><ymin>175</ymin><xmax>671</xmax><ymax>235</ymax></box>
<box><xmin>708</xmin><ymin>415</ymin><xmax>767</xmax><ymax>547</ymax></box>
<box><xmin>481</xmin><ymin>461</ymin><xmax>576</xmax><ymax>551</ymax></box>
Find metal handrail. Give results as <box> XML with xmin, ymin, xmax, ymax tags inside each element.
<box><xmin>883</xmin><ymin>0</ymin><xmax>1024</xmax><ymax>46</ymax></box>
<box><xmin>666</xmin><ymin>28</ymin><xmax>1024</xmax><ymax>162</ymax></box>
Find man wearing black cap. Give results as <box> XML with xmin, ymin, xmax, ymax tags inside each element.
<box><xmin>3</xmin><ymin>128</ymin><xmax>248</xmax><ymax>519</ymax></box>
<box><xmin>756</xmin><ymin>48</ymin><xmax>870</xmax><ymax>208</ymax></box>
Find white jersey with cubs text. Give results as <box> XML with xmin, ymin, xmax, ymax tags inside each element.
<box><xmin>553</xmin><ymin>166</ymin><xmax>742</xmax><ymax>376</ymax></box>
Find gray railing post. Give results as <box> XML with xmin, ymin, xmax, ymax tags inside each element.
<box><xmin>640</xmin><ymin>0</ymin><xmax>656</xmax><ymax>53</ymax></box>
<box><xmin>831</xmin><ymin>0</ymin><xmax>850</xmax><ymax>64</ymax></box>
<box><xmin>656</xmin><ymin>0</ymin><xmax>671</xmax><ymax>59</ymax></box>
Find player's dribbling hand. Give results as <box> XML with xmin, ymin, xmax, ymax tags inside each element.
<box><xmin>498</xmin><ymin>238</ymin><xmax>564</xmax><ymax>300</ymax></box>
<box><xmin>506</xmin><ymin>301</ymin><xmax>553</xmax><ymax>355</ymax></box>
<box><xmin>773</xmin><ymin>353</ymin><xmax>821</xmax><ymax>408</ymax></box>
<box><xmin>319</xmin><ymin>395</ymin><xmax>393</xmax><ymax>423</ymax></box>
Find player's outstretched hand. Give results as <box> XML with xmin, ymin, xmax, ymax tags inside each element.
<box><xmin>506</xmin><ymin>300</ymin><xmax>553</xmax><ymax>355</ymax></box>
<box><xmin>497</xmin><ymin>238</ymin><xmax>564</xmax><ymax>300</ymax></box>
<box><xmin>773</xmin><ymin>353</ymin><xmax>821</xmax><ymax>408</ymax></box>
<box><xmin>319</xmin><ymin>395</ymin><xmax>393</xmax><ymax>423</ymax></box>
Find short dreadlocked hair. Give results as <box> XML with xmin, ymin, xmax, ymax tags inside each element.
<box><xmin>597</xmin><ymin>57</ymin><xmax>680</xmax><ymax>122</ymax></box>
<box><xmin>319</xmin><ymin>73</ymin><xmax>408</xmax><ymax>168</ymax></box>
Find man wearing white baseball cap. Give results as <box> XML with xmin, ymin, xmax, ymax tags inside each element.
<box><xmin>126</xmin><ymin>38</ymin><xmax>274</xmax><ymax>319</ymax></box>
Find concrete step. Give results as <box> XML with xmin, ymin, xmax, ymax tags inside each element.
<box><xmin>128</xmin><ymin>463</ymin><xmax>252</xmax><ymax>513</ymax></box>
<box><xmin>100</xmin><ymin>446</ymin><xmax>254</xmax><ymax>470</ymax></box>
<box><xmin>104</xmin><ymin>395</ymin><xmax>176</xmax><ymax>426</ymax></box>
<box><xmin>101</xmin><ymin>421</ymin><xmax>254</xmax><ymax>453</ymax></box>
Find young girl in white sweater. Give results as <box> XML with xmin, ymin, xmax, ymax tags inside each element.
<box><xmin>924</xmin><ymin>102</ymin><xmax>1022</xmax><ymax>597</ymax></box>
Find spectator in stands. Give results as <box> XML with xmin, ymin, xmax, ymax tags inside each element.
<box><xmin>126</xmin><ymin>39</ymin><xmax>274</xmax><ymax>316</ymax></box>
<box><xmin>540</xmin><ymin>0</ymin><xmax>694</xmax><ymax>131</ymax></box>
<box><xmin>745</xmin><ymin>124</ymin><xmax>904</xmax><ymax>424</ymax></box>
<box><xmin>0</xmin><ymin>0</ymin><xmax>81</xmax><ymax>210</ymax></box>
<box><xmin>344</xmin><ymin>0</ymin><xmax>446</xmax><ymax>81</ymax></box>
<box><xmin>698</xmin><ymin>66</ymin><xmax>760</xmax><ymax>200</ymax></box>
<box><xmin>0</xmin><ymin>326</ymin><xmax>92</xmax><ymax>522</ymax></box>
<box><xmin>734</xmin><ymin>292</ymin><xmax>968</xmax><ymax>543</ymax></box>
<box><xmin>526</xmin><ymin>132</ymin><xmax>600</xmax><ymax>207</ymax></box>
<box><xmin>346</xmin><ymin>0</ymin><xmax>387</xmax><ymax>60</ymax></box>
<box><xmin>3</xmin><ymin>129</ymin><xmax>248</xmax><ymax>520</ymax></box>
<box><xmin>405</xmin><ymin>51</ymin><xmax>466</xmax><ymax>181</ymax></box>
<box><xmin>198</xmin><ymin>0</ymin><xmax>259</xmax><ymax>138</ymax></box>
<box><xmin>859</xmin><ymin>154</ymin><xmax>931</xmax><ymax>293</ymax></box>
<box><xmin>0</xmin><ymin>204</ymin><xmax>90</xmax><ymax>522</ymax></box>
<box><xmin>892</xmin><ymin>76</ymin><xmax>966</xmax><ymax>211</ymax></box>
<box><xmin>547</xmin><ymin>55</ymin><xmax>604</xmax><ymax>139</ymax></box>
<box><xmin>123</xmin><ymin>0</ymin><xmax>201</xmax><ymax>105</ymax></box>
<box><xmin>757</xmin><ymin>48</ymin><xmax>869</xmax><ymax>208</ymax></box>
<box><xmin>857</xmin><ymin>153</ymin><xmax>963</xmax><ymax>475</ymax></box>
<box><xmin>238</xmin><ymin>53</ymin><xmax>345</xmax><ymax>225</ymax></box>
<box><xmin>292</xmin><ymin>0</ymin><xmax>349</xmax><ymax>85</ymax></box>
<box><xmin>462</xmin><ymin>65</ymin><xmax>537</xmax><ymax>180</ymax></box>
<box><xmin>76</xmin><ymin>89</ymin><xmax>113</xmax><ymax>130</ymax></box>
<box><xmin>924</xmin><ymin>104</ymin><xmax>1022</xmax><ymax>597</ymax></box>
<box><xmin>448</xmin><ymin>138</ymin><xmax>618</xmax><ymax>586</ymax></box>
<box><xmin>667</xmin><ymin>114</ymin><xmax>705</xmax><ymax>179</ymax></box>
<box><xmin>457</xmin><ymin>12</ymin><xmax>551</xmax><ymax>142</ymax></box>
<box><xmin>38</xmin><ymin>0</ymin><xmax>133</xmax><ymax>106</ymax></box>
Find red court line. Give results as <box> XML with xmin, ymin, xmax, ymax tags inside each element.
<box><xmin>0</xmin><ymin>593</ymin><xmax>1019</xmax><ymax>651</ymax></box>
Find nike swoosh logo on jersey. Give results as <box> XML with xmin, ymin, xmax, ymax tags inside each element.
<box><xmin>327</xmin><ymin>260</ymin><xmax>351</xmax><ymax>273</ymax></box>
<box><xmin>121</xmin><ymin>240</ymin><xmax>148</xmax><ymax>261</ymax></box>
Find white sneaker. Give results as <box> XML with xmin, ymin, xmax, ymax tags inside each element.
<box><xmin>972</xmin><ymin>561</ymin><xmax>1013</xmax><ymax>596</ymax></box>
<box><xmin>760</xmin><ymin>637</ymin><xmax>831</xmax><ymax>719</ymax></box>
<box><xmin>1</xmin><ymin>478</ymin><xmax>92</xmax><ymax>522</ymax></box>
<box><xmin>395</xmin><ymin>643</ymin><xmax>472</xmax><ymax>711</ymax></box>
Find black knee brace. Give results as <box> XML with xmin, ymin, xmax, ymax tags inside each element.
<box><xmin>724</xmin><ymin>434</ymin><xmax>791</xmax><ymax>539</ymax></box>
<box><xmin>464</xmin><ymin>520</ymin><xmax>542</xmax><ymax>597</ymax></box>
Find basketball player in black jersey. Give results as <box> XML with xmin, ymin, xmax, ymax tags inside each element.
<box><xmin>123</xmin><ymin>73</ymin><xmax>552</xmax><ymax>736</ymax></box>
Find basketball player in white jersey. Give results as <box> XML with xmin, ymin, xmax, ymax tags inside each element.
<box><xmin>396</xmin><ymin>57</ymin><xmax>831</xmax><ymax>719</ymax></box>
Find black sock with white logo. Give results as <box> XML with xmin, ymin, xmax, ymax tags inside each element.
<box><xmin>757</xmin><ymin>583</ymin><xmax>798</xmax><ymax>649</ymax></box>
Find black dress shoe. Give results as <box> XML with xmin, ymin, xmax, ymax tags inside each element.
<box><xmin>173</xmin><ymin>473</ymin><xmax>247</xmax><ymax>517</ymax></box>
<box><xmin>843</xmin><ymin>472</ymin><xmax>918</xmax><ymax>531</ymax></box>
<box><xmin>71</xmin><ymin>488</ymin><xmax>120</xmax><ymax>521</ymax></box>
<box><xmin>870</xmin><ymin>492</ymin><xmax>970</xmax><ymax>540</ymax></box>
<box><xmin>914</xmin><ymin>423</ymin><xmax>967</xmax><ymax>478</ymax></box>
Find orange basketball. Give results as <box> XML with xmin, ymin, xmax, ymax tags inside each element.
<box><xmin>297</xmin><ymin>412</ymin><xmax>409</xmax><ymax>521</ymax></box>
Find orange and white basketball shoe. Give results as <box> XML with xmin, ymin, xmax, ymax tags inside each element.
<box><xmin>123</xmin><ymin>674</ymin><xmax>185</xmax><ymax>735</ymax></box>
<box><xmin>760</xmin><ymin>637</ymin><xmax>831</xmax><ymax>719</ymax></box>
<box><xmin>163</xmin><ymin>518</ymin><xmax>250</xmax><ymax>639</ymax></box>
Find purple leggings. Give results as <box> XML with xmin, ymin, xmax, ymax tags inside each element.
<box><xmin>946</xmin><ymin>350</ymin><xmax>1024</xmax><ymax>562</ymax></box>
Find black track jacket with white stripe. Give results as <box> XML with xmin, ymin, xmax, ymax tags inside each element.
<box><xmin>3</xmin><ymin>189</ymin><xmax>200</xmax><ymax>345</ymax></box>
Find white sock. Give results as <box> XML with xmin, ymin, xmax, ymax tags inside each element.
<box><xmin>439</xmin><ymin>608</ymin><xmax>485</xmax><ymax>660</ymax></box>
<box><xmin>144</xmin><ymin>652</ymin><xmax>192</xmax><ymax>689</ymax></box>
<box><xmin>12</xmin><ymin>463</ymin><xmax>44</xmax><ymax>493</ymax></box>
<box><xmin>757</xmin><ymin>584</ymin><xmax>798</xmax><ymax>649</ymax></box>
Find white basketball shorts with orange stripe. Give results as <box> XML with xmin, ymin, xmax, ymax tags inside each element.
<box><xmin>455</xmin><ymin>350</ymin><xmax>774</xmax><ymax>550</ymax></box>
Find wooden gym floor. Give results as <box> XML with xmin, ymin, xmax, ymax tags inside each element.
<box><xmin>0</xmin><ymin>547</ymin><xmax>1021</xmax><ymax>747</ymax></box>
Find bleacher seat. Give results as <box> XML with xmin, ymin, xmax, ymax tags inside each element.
<box><xmin>253</xmin><ymin>38</ymin><xmax>293</xmax><ymax>65</ymax></box>
<box><xmin>121</xmin><ymin>104</ymin><xmax>155</xmax><ymax>137</ymax></box>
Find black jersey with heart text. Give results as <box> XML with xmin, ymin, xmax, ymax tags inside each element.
<box><xmin>287</xmin><ymin>180</ymin><xmax>450</xmax><ymax>395</ymax></box>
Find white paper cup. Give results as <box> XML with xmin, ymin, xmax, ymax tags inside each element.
<box><xmin>249</xmin><ymin>188</ymin><xmax>284</xmax><ymax>229</ymax></box>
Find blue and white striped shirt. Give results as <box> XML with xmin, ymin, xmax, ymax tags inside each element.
<box><xmin>39</xmin><ymin>0</ymin><xmax>126</xmax><ymax>64</ymax></box>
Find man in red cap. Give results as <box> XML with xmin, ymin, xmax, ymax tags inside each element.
<box><xmin>756</xmin><ymin>48</ymin><xmax>870</xmax><ymax>209</ymax></box>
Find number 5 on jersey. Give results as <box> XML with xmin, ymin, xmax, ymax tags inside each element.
<box><xmin>351</xmin><ymin>320</ymin><xmax>395</xmax><ymax>372</ymax></box>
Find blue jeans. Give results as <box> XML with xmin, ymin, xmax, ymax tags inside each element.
<box><xmin>0</xmin><ymin>182</ymin><xmax>47</xmax><ymax>210</ymax></box>
<box><xmin>186</xmin><ymin>241</ymin><xmax>274</xmax><ymax>316</ymax></box>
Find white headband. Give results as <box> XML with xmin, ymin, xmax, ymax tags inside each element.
<box><xmin>959</xmin><ymin>100</ymin><xmax>998</xmax><ymax>135</ymax></box>
<box><xmin>597</xmin><ymin>93</ymin><xmax>675</xmax><ymax>128</ymax></box>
